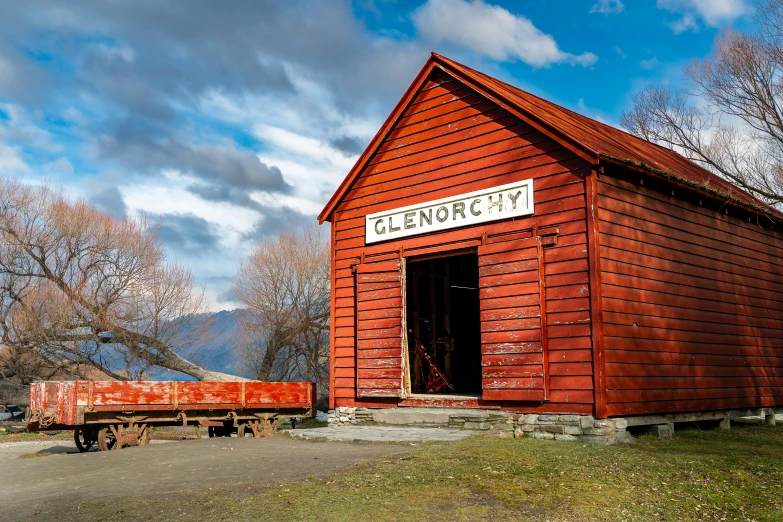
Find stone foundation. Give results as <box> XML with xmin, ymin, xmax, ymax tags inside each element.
<box><xmin>328</xmin><ymin>407</ymin><xmax>631</xmax><ymax>444</ymax></box>
<box><xmin>328</xmin><ymin>407</ymin><xmax>374</xmax><ymax>426</ymax></box>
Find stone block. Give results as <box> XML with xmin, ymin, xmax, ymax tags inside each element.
<box><xmin>557</xmin><ymin>415</ymin><xmax>581</xmax><ymax>425</ymax></box>
<box><xmin>491</xmin><ymin>422</ymin><xmax>513</xmax><ymax>431</ymax></box>
<box><xmin>593</xmin><ymin>419</ymin><xmax>610</xmax><ymax>428</ymax></box>
<box><xmin>528</xmin><ymin>431</ymin><xmax>555</xmax><ymax>440</ymax></box>
<box><xmin>554</xmin><ymin>434</ymin><xmax>580</xmax><ymax>442</ymax></box>
<box><xmin>497</xmin><ymin>430</ymin><xmax>514</xmax><ymax>439</ymax></box>
<box><xmin>639</xmin><ymin>424</ymin><xmax>673</xmax><ymax>439</ymax></box>
<box><xmin>372</xmin><ymin>408</ymin><xmax>451</xmax><ymax>426</ymax></box>
<box><xmin>564</xmin><ymin>426</ymin><xmax>584</xmax><ymax>436</ymax></box>
<box><xmin>518</xmin><ymin>424</ymin><xmax>536</xmax><ymax>432</ymax></box>
<box><xmin>580</xmin><ymin>415</ymin><xmax>596</xmax><ymax>429</ymax></box>
<box><xmin>615</xmin><ymin>431</ymin><xmax>636</xmax><ymax>444</ymax></box>
<box><xmin>521</xmin><ymin>414</ymin><xmax>539</xmax><ymax>425</ymax></box>
<box><xmin>463</xmin><ymin>421</ymin><xmax>491</xmax><ymax>430</ymax></box>
<box><xmin>582</xmin><ymin>427</ymin><xmax>612</xmax><ymax>436</ymax></box>
<box><xmin>544</xmin><ymin>425</ymin><xmax>565</xmax><ymax>434</ymax></box>
<box><xmin>514</xmin><ymin>428</ymin><xmax>524</xmax><ymax>438</ymax></box>
<box><xmin>537</xmin><ymin>414</ymin><xmax>557</xmax><ymax>423</ymax></box>
<box><xmin>614</xmin><ymin>419</ymin><xmax>628</xmax><ymax>430</ymax></box>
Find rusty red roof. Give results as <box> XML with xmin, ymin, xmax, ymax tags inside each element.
<box><xmin>319</xmin><ymin>53</ymin><xmax>777</xmax><ymax>223</ymax></box>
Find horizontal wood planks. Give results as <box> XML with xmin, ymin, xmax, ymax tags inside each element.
<box><xmin>330</xmin><ymin>69</ymin><xmax>595</xmax><ymax>412</ymax></box>
<box><xmin>355</xmin><ymin>261</ymin><xmax>406</xmax><ymax>398</ymax></box>
<box><xmin>598</xmin><ymin>175</ymin><xmax>783</xmax><ymax>416</ymax></box>
<box><xmin>478</xmin><ymin>237</ymin><xmax>546</xmax><ymax>400</ymax></box>
<box><xmin>29</xmin><ymin>381</ymin><xmax>315</xmax><ymax>427</ymax></box>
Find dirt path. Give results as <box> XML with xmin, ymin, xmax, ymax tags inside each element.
<box><xmin>1</xmin><ymin>435</ymin><xmax>407</xmax><ymax>520</ymax></box>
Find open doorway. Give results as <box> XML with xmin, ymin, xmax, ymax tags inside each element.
<box><xmin>406</xmin><ymin>252</ymin><xmax>482</xmax><ymax>395</ymax></box>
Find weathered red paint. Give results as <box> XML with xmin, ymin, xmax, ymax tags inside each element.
<box><xmin>320</xmin><ymin>53</ymin><xmax>783</xmax><ymax>419</ymax></box>
<box><xmin>27</xmin><ymin>380</ymin><xmax>314</xmax><ymax>430</ymax></box>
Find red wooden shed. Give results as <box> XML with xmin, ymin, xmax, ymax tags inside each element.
<box><xmin>318</xmin><ymin>53</ymin><xmax>783</xmax><ymax>428</ymax></box>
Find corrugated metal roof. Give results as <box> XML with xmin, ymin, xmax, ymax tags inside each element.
<box><xmin>433</xmin><ymin>53</ymin><xmax>773</xmax><ymax>213</ymax></box>
<box><xmin>320</xmin><ymin>53</ymin><xmax>777</xmax><ymax>222</ymax></box>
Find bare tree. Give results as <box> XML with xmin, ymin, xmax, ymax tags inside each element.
<box><xmin>233</xmin><ymin>225</ymin><xmax>330</xmax><ymax>396</ymax></box>
<box><xmin>621</xmin><ymin>0</ymin><xmax>783</xmax><ymax>207</ymax></box>
<box><xmin>0</xmin><ymin>177</ymin><xmax>238</xmax><ymax>385</ymax></box>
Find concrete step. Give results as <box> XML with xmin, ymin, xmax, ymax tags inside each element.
<box><xmin>368</xmin><ymin>407</ymin><xmax>513</xmax><ymax>428</ymax></box>
<box><xmin>290</xmin><ymin>426</ymin><xmax>474</xmax><ymax>443</ymax></box>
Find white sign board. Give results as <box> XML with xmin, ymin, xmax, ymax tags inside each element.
<box><xmin>365</xmin><ymin>179</ymin><xmax>534</xmax><ymax>244</ymax></box>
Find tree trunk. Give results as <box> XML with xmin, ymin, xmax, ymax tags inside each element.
<box><xmin>166</xmin><ymin>354</ymin><xmax>248</xmax><ymax>382</ymax></box>
<box><xmin>255</xmin><ymin>344</ymin><xmax>280</xmax><ymax>382</ymax></box>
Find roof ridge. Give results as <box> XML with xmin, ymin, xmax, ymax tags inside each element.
<box><xmin>320</xmin><ymin>53</ymin><xmax>779</xmax><ymax>222</ymax></box>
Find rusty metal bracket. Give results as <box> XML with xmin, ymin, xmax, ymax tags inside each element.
<box><xmin>241</xmin><ymin>382</ymin><xmax>246</xmax><ymax>408</ymax></box>
<box><xmin>177</xmin><ymin>411</ymin><xmax>188</xmax><ymax>427</ymax></box>
<box><xmin>88</xmin><ymin>382</ymin><xmax>94</xmax><ymax>411</ymax></box>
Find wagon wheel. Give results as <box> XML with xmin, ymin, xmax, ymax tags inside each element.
<box><xmin>74</xmin><ymin>426</ymin><xmax>97</xmax><ymax>452</ymax></box>
<box><xmin>97</xmin><ymin>426</ymin><xmax>118</xmax><ymax>451</ymax></box>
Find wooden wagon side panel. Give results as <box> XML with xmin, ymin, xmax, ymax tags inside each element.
<box><xmin>598</xmin><ymin>174</ymin><xmax>783</xmax><ymax>416</ymax></box>
<box><xmin>330</xmin><ymin>68</ymin><xmax>595</xmax><ymax>412</ymax></box>
<box><xmin>355</xmin><ymin>261</ymin><xmax>407</xmax><ymax>398</ymax></box>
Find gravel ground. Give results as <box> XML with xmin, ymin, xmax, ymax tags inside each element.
<box><xmin>1</xmin><ymin>435</ymin><xmax>407</xmax><ymax>520</ymax></box>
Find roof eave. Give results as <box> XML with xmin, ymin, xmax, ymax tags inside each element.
<box><xmin>599</xmin><ymin>155</ymin><xmax>783</xmax><ymax>223</ymax></box>
<box><xmin>318</xmin><ymin>58</ymin><xmax>440</xmax><ymax>224</ymax></box>
<box><xmin>318</xmin><ymin>53</ymin><xmax>603</xmax><ymax>224</ymax></box>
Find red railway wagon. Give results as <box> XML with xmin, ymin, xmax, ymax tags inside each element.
<box><xmin>318</xmin><ymin>53</ymin><xmax>783</xmax><ymax>424</ymax></box>
<box><xmin>26</xmin><ymin>380</ymin><xmax>315</xmax><ymax>451</ymax></box>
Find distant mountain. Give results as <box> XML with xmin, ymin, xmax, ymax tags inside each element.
<box><xmin>151</xmin><ymin>309</ymin><xmax>251</xmax><ymax>380</ymax></box>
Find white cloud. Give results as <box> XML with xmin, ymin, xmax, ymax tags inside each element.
<box><xmin>122</xmin><ymin>171</ymin><xmax>260</xmax><ymax>237</ymax></box>
<box><xmin>658</xmin><ymin>0</ymin><xmax>750</xmax><ymax>33</ymax></box>
<box><xmin>0</xmin><ymin>143</ymin><xmax>28</xmax><ymax>173</ymax></box>
<box><xmin>413</xmin><ymin>0</ymin><xmax>597</xmax><ymax>68</ymax></box>
<box><xmin>640</xmin><ymin>57</ymin><xmax>659</xmax><ymax>70</ymax></box>
<box><xmin>591</xmin><ymin>0</ymin><xmax>624</xmax><ymax>15</ymax></box>
<box><xmin>253</xmin><ymin>124</ymin><xmax>360</xmax><ymax>212</ymax></box>
<box><xmin>43</xmin><ymin>157</ymin><xmax>74</xmax><ymax>177</ymax></box>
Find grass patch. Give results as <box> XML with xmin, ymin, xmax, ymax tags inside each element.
<box><xmin>0</xmin><ymin>430</ymin><xmax>72</xmax><ymax>443</ymax></box>
<box><xmin>16</xmin><ymin>451</ymin><xmax>57</xmax><ymax>459</ymax></box>
<box><xmin>19</xmin><ymin>422</ymin><xmax>783</xmax><ymax>522</ymax></box>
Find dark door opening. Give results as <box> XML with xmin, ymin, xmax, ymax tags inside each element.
<box><xmin>406</xmin><ymin>252</ymin><xmax>481</xmax><ymax>395</ymax></box>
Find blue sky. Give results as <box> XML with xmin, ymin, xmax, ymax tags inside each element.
<box><xmin>0</xmin><ymin>0</ymin><xmax>756</xmax><ymax>310</ymax></box>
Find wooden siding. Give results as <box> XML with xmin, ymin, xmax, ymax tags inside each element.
<box><xmin>330</xmin><ymin>70</ymin><xmax>595</xmax><ymax>413</ymax></box>
<box><xmin>598</xmin><ymin>175</ymin><xmax>783</xmax><ymax>417</ymax></box>
<box><xmin>355</xmin><ymin>261</ymin><xmax>406</xmax><ymax>398</ymax></box>
<box><xmin>478</xmin><ymin>237</ymin><xmax>547</xmax><ymax>401</ymax></box>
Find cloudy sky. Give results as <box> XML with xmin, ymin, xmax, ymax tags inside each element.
<box><xmin>0</xmin><ymin>0</ymin><xmax>755</xmax><ymax>310</ymax></box>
